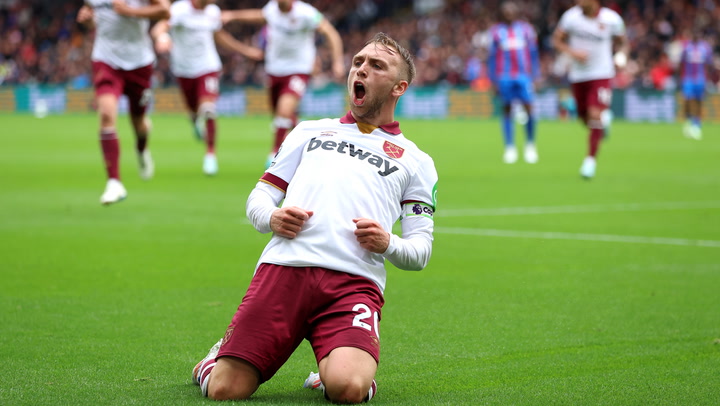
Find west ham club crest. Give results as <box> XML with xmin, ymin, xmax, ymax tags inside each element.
<box><xmin>383</xmin><ymin>141</ymin><xmax>404</xmax><ymax>158</ymax></box>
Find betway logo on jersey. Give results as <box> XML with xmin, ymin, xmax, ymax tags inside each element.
<box><xmin>307</xmin><ymin>137</ymin><xmax>399</xmax><ymax>177</ymax></box>
<box><xmin>93</xmin><ymin>2</ymin><xmax>114</xmax><ymax>10</ymax></box>
<box><xmin>574</xmin><ymin>30</ymin><xmax>604</xmax><ymax>42</ymax></box>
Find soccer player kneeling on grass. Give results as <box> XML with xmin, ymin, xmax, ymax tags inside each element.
<box><xmin>190</xmin><ymin>32</ymin><xmax>438</xmax><ymax>403</ymax></box>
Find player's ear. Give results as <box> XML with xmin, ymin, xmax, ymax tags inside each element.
<box><xmin>392</xmin><ymin>80</ymin><xmax>408</xmax><ymax>97</ymax></box>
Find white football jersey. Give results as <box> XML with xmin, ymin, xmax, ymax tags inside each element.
<box><xmin>262</xmin><ymin>0</ymin><xmax>323</xmax><ymax>76</ymax></box>
<box><xmin>168</xmin><ymin>0</ymin><xmax>222</xmax><ymax>78</ymax></box>
<box><xmin>87</xmin><ymin>0</ymin><xmax>155</xmax><ymax>70</ymax></box>
<box><xmin>557</xmin><ymin>6</ymin><xmax>625</xmax><ymax>83</ymax></box>
<box><xmin>256</xmin><ymin>112</ymin><xmax>438</xmax><ymax>291</ymax></box>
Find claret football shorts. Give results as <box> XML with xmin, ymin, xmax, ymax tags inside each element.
<box><xmin>217</xmin><ymin>263</ymin><xmax>384</xmax><ymax>382</ymax></box>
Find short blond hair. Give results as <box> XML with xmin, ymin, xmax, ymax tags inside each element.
<box><xmin>364</xmin><ymin>32</ymin><xmax>416</xmax><ymax>85</ymax></box>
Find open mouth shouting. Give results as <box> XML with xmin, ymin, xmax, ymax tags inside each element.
<box><xmin>352</xmin><ymin>81</ymin><xmax>366</xmax><ymax>106</ymax></box>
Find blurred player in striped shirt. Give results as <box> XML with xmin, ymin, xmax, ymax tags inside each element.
<box><xmin>487</xmin><ymin>1</ymin><xmax>540</xmax><ymax>164</ymax></box>
<box><xmin>679</xmin><ymin>29</ymin><xmax>714</xmax><ymax>141</ymax></box>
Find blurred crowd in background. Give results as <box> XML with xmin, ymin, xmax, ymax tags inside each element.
<box><xmin>1</xmin><ymin>0</ymin><xmax>719</xmax><ymax>91</ymax></box>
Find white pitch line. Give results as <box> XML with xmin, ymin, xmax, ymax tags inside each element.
<box><xmin>439</xmin><ymin>201</ymin><xmax>720</xmax><ymax>217</ymax></box>
<box><xmin>434</xmin><ymin>227</ymin><xmax>720</xmax><ymax>248</ymax></box>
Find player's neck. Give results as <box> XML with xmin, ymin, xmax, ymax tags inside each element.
<box><xmin>279</xmin><ymin>2</ymin><xmax>293</xmax><ymax>12</ymax></box>
<box><xmin>582</xmin><ymin>5</ymin><xmax>600</xmax><ymax>17</ymax></box>
<box><xmin>350</xmin><ymin>110</ymin><xmax>396</xmax><ymax>130</ymax></box>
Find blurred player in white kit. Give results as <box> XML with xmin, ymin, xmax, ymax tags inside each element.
<box><xmin>152</xmin><ymin>0</ymin><xmax>263</xmax><ymax>175</ymax></box>
<box><xmin>77</xmin><ymin>0</ymin><xmax>170</xmax><ymax>204</ymax></box>
<box><xmin>221</xmin><ymin>0</ymin><xmax>345</xmax><ymax>168</ymax></box>
<box><xmin>552</xmin><ymin>0</ymin><xmax>628</xmax><ymax>179</ymax></box>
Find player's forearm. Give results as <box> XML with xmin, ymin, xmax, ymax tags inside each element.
<box><xmin>77</xmin><ymin>6</ymin><xmax>95</xmax><ymax>29</ymax></box>
<box><xmin>383</xmin><ymin>218</ymin><xmax>434</xmax><ymax>271</ymax></box>
<box><xmin>530</xmin><ymin>47</ymin><xmax>541</xmax><ymax>79</ymax></box>
<box><xmin>214</xmin><ymin>30</ymin><xmax>263</xmax><ymax>61</ymax></box>
<box><xmin>322</xmin><ymin>23</ymin><xmax>344</xmax><ymax>67</ymax></box>
<box><xmin>221</xmin><ymin>9</ymin><xmax>265</xmax><ymax>25</ymax></box>
<box><xmin>613</xmin><ymin>35</ymin><xmax>629</xmax><ymax>56</ymax></box>
<box><xmin>214</xmin><ymin>30</ymin><xmax>242</xmax><ymax>53</ymax></box>
<box><xmin>612</xmin><ymin>35</ymin><xmax>629</xmax><ymax>68</ymax></box>
<box><xmin>551</xmin><ymin>30</ymin><xmax>571</xmax><ymax>55</ymax></box>
<box><xmin>119</xmin><ymin>0</ymin><xmax>170</xmax><ymax>20</ymax></box>
<box><xmin>487</xmin><ymin>54</ymin><xmax>497</xmax><ymax>82</ymax></box>
<box><xmin>151</xmin><ymin>20</ymin><xmax>171</xmax><ymax>52</ymax></box>
<box><xmin>246</xmin><ymin>182</ymin><xmax>284</xmax><ymax>234</ymax></box>
<box><xmin>552</xmin><ymin>39</ymin><xmax>569</xmax><ymax>55</ymax></box>
<box><xmin>150</xmin><ymin>20</ymin><xmax>169</xmax><ymax>42</ymax></box>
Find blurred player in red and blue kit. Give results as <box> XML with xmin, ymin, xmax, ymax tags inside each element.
<box><xmin>679</xmin><ymin>29</ymin><xmax>713</xmax><ymax>141</ymax></box>
<box><xmin>487</xmin><ymin>1</ymin><xmax>540</xmax><ymax>164</ymax></box>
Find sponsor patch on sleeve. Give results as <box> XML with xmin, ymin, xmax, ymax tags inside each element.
<box><xmin>403</xmin><ymin>202</ymin><xmax>434</xmax><ymax>219</ymax></box>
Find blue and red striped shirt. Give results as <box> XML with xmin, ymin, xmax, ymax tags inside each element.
<box><xmin>487</xmin><ymin>20</ymin><xmax>540</xmax><ymax>82</ymax></box>
<box><xmin>680</xmin><ymin>40</ymin><xmax>712</xmax><ymax>82</ymax></box>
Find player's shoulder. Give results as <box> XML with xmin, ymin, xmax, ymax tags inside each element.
<box><xmin>517</xmin><ymin>20</ymin><xmax>533</xmax><ymax>28</ymax></box>
<box><xmin>557</xmin><ymin>5</ymin><xmax>582</xmax><ymax>26</ymax></box>
<box><xmin>288</xmin><ymin>118</ymin><xmax>341</xmax><ymax>137</ymax></box>
<box><xmin>294</xmin><ymin>0</ymin><xmax>323</xmax><ymax>22</ymax></box>
<box><xmin>262</xmin><ymin>0</ymin><xmax>278</xmax><ymax>14</ymax></box>
<box><xmin>599</xmin><ymin>7</ymin><xmax>623</xmax><ymax>22</ymax></box>
<box><xmin>408</xmin><ymin>139</ymin><xmax>434</xmax><ymax>163</ymax></box>
<box><xmin>293</xmin><ymin>0</ymin><xmax>320</xmax><ymax>13</ymax></box>
<box><xmin>297</xmin><ymin>117</ymin><xmax>339</xmax><ymax>129</ymax></box>
<box><xmin>387</xmin><ymin>131</ymin><xmax>435</xmax><ymax>167</ymax></box>
<box><xmin>518</xmin><ymin>20</ymin><xmax>536</xmax><ymax>33</ymax></box>
<box><xmin>488</xmin><ymin>22</ymin><xmax>504</xmax><ymax>32</ymax></box>
<box><xmin>205</xmin><ymin>3</ymin><xmax>221</xmax><ymax>16</ymax></box>
<box><xmin>281</xmin><ymin>118</ymin><xmax>341</xmax><ymax>147</ymax></box>
<box><xmin>171</xmin><ymin>0</ymin><xmax>190</xmax><ymax>12</ymax></box>
<box><xmin>561</xmin><ymin>5</ymin><xmax>582</xmax><ymax>18</ymax></box>
<box><xmin>401</xmin><ymin>138</ymin><xmax>437</xmax><ymax>177</ymax></box>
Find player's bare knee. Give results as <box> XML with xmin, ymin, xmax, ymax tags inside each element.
<box><xmin>272</xmin><ymin>116</ymin><xmax>293</xmax><ymax>130</ymax></box>
<box><xmin>99</xmin><ymin>111</ymin><xmax>115</xmax><ymax>128</ymax></box>
<box><xmin>198</xmin><ymin>102</ymin><xmax>217</xmax><ymax>120</ymax></box>
<box><xmin>206</xmin><ymin>380</ymin><xmax>254</xmax><ymax>401</ymax></box>
<box><xmin>325</xmin><ymin>388</ymin><xmax>367</xmax><ymax>404</ymax></box>
<box><xmin>207</xmin><ymin>358</ymin><xmax>260</xmax><ymax>401</ymax></box>
<box><xmin>129</xmin><ymin>114</ymin><xmax>146</xmax><ymax>129</ymax></box>
<box><xmin>324</xmin><ymin>376</ymin><xmax>370</xmax><ymax>404</ymax></box>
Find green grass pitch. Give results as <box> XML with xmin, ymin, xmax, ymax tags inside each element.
<box><xmin>1</xmin><ymin>113</ymin><xmax>719</xmax><ymax>405</ymax></box>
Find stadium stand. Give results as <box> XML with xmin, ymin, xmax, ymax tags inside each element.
<box><xmin>1</xmin><ymin>0</ymin><xmax>718</xmax><ymax>119</ymax></box>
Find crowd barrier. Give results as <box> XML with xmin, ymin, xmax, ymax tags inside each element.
<box><xmin>1</xmin><ymin>84</ymin><xmax>718</xmax><ymax>122</ymax></box>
